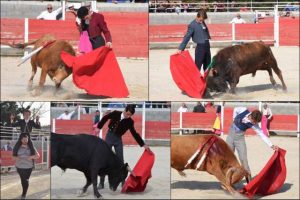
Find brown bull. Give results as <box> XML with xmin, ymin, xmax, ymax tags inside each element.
<box><xmin>206</xmin><ymin>41</ymin><xmax>287</xmax><ymax>94</ymax></box>
<box><xmin>9</xmin><ymin>34</ymin><xmax>75</xmax><ymax>95</ymax></box>
<box><xmin>171</xmin><ymin>134</ymin><xmax>248</xmax><ymax>194</ymax></box>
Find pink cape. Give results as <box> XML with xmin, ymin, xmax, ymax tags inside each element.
<box><xmin>121</xmin><ymin>150</ymin><xmax>155</xmax><ymax>193</ymax></box>
<box><xmin>61</xmin><ymin>46</ymin><xmax>129</xmax><ymax>97</ymax></box>
<box><xmin>240</xmin><ymin>148</ymin><xmax>287</xmax><ymax>198</ymax></box>
<box><xmin>261</xmin><ymin>115</ymin><xmax>269</xmax><ymax>137</ymax></box>
<box><xmin>170</xmin><ymin>51</ymin><xmax>206</xmax><ymax>98</ymax></box>
<box><xmin>78</xmin><ymin>31</ymin><xmax>93</xmax><ymax>54</ymax></box>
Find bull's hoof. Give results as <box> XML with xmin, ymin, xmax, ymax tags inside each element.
<box><xmin>77</xmin><ymin>189</ymin><xmax>88</xmax><ymax>197</ymax></box>
<box><xmin>97</xmin><ymin>183</ymin><xmax>104</xmax><ymax>190</ymax></box>
<box><xmin>32</xmin><ymin>89</ymin><xmax>41</xmax><ymax>96</ymax></box>
<box><xmin>27</xmin><ymin>82</ymin><xmax>33</xmax><ymax>91</ymax></box>
<box><xmin>94</xmin><ymin>192</ymin><xmax>103</xmax><ymax>199</ymax></box>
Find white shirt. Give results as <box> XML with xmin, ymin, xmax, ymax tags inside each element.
<box><xmin>57</xmin><ymin>111</ymin><xmax>75</xmax><ymax>120</ymax></box>
<box><xmin>120</xmin><ymin>112</ymin><xmax>125</xmax><ymax>121</ymax></box>
<box><xmin>230</xmin><ymin>17</ymin><xmax>246</xmax><ymax>24</ymax></box>
<box><xmin>177</xmin><ymin>107</ymin><xmax>188</xmax><ymax>112</ymax></box>
<box><xmin>233</xmin><ymin>107</ymin><xmax>273</xmax><ymax>147</ymax></box>
<box><xmin>37</xmin><ymin>7</ymin><xmax>63</xmax><ymax>20</ymax></box>
<box><xmin>262</xmin><ymin>107</ymin><xmax>273</xmax><ymax>119</ymax></box>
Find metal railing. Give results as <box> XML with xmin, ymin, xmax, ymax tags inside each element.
<box><xmin>149</xmin><ymin>1</ymin><xmax>300</xmax><ymax>13</ymax></box>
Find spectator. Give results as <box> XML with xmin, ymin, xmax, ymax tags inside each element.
<box><xmin>230</xmin><ymin>13</ymin><xmax>246</xmax><ymax>24</ymax></box>
<box><xmin>13</xmin><ymin>133</ymin><xmax>40</xmax><ymax>200</ymax></box>
<box><xmin>93</xmin><ymin>110</ymin><xmax>101</xmax><ymax>124</ymax></box>
<box><xmin>2</xmin><ymin>141</ymin><xmax>13</xmax><ymax>151</ymax></box>
<box><xmin>13</xmin><ymin>110</ymin><xmax>41</xmax><ymax>134</ymax></box>
<box><xmin>3</xmin><ymin>113</ymin><xmax>17</xmax><ymax>140</ymax></box>
<box><xmin>175</xmin><ymin>5</ymin><xmax>181</xmax><ymax>14</ymax></box>
<box><xmin>177</xmin><ymin>103</ymin><xmax>188</xmax><ymax>112</ymax></box>
<box><xmin>261</xmin><ymin>103</ymin><xmax>273</xmax><ymax>137</ymax></box>
<box><xmin>36</xmin><ymin>4</ymin><xmax>63</xmax><ymax>20</ymax></box>
<box><xmin>193</xmin><ymin>102</ymin><xmax>205</xmax><ymax>113</ymax></box>
<box><xmin>77</xmin><ymin>6</ymin><xmax>112</xmax><ymax>50</ymax></box>
<box><xmin>205</xmin><ymin>102</ymin><xmax>214</xmax><ymax>109</ymax></box>
<box><xmin>56</xmin><ymin>105</ymin><xmax>78</xmax><ymax>120</ymax></box>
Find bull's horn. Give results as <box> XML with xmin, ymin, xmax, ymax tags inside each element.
<box><xmin>225</xmin><ymin>167</ymin><xmax>236</xmax><ymax>185</ymax></box>
<box><xmin>126</xmin><ymin>165</ymin><xmax>136</xmax><ymax>177</ymax></box>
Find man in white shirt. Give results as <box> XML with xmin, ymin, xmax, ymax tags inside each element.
<box><xmin>37</xmin><ymin>4</ymin><xmax>63</xmax><ymax>20</ymax></box>
<box><xmin>226</xmin><ymin>107</ymin><xmax>279</xmax><ymax>182</ymax></box>
<box><xmin>230</xmin><ymin>13</ymin><xmax>246</xmax><ymax>24</ymax></box>
<box><xmin>177</xmin><ymin>103</ymin><xmax>188</xmax><ymax>112</ymax></box>
<box><xmin>56</xmin><ymin>106</ymin><xmax>78</xmax><ymax>120</ymax></box>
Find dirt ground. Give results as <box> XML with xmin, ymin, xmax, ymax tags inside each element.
<box><xmin>0</xmin><ymin>169</ymin><xmax>50</xmax><ymax>199</ymax></box>
<box><xmin>0</xmin><ymin>57</ymin><xmax>148</xmax><ymax>101</ymax></box>
<box><xmin>51</xmin><ymin>146</ymin><xmax>170</xmax><ymax>199</ymax></box>
<box><xmin>149</xmin><ymin>47</ymin><xmax>299</xmax><ymax>101</ymax></box>
<box><xmin>171</xmin><ymin>135</ymin><xmax>300</xmax><ymax>199</ymax></box>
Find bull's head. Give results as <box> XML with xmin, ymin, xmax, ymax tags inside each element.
<box><xmin>206</xmin><ymin>58</ymin><xmax>230</xmax><ymax>93</ymax></box>
<box><xmin>226</xmin><ymin>166</ymin><xmax>249</xmax><ymax>186</ymax></box>
<box><xmin>108</xmin><ymin>163</ymin><xmax>135</xmax><ymax>191</ymax></box>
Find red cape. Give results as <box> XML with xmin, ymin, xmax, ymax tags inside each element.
<box><xmin>170</xmin><ymin>51</ymin><xmax>206</xmax><ymax>98</ymax></box>
<box><xmin>240</xmin><ymin>148</ymin><xmax>287</xmax><ymax>198</ymax></box>
<box><xmin>121</xmin><ymin>150</ymin><xmax>155</xmax><ymax>193</ymax></box>
<box><xmin>61</xmin><ymin>47</ymin><xmax>129</xmax><ymax>97</ymax></box>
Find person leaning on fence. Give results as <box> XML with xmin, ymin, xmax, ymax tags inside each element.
<box><xmin>36</xmin><ymin>4</ymin><xmax>63</xmax><ymax>20</ymax></box>
<box><xmin>13</xmin><ymin>133</ymin><xmax>40</xmax><ymax>200</ymax></box>
<box><xmin>226</xmin><ymin>107</ymin><xmax>279</xmax><ymax>183</ymax></box>
<box><xmin>177</xmin><ymin>9</ymin><xmax>211</xmax><ymax>72</ymax></box>
<box><xmin>97</xmin><ymin>104</ymin><xmax>152</xmax><ymax>189</ymax></box>
<box><xmin>229</xmin><ymin>13</ymin><xmax>246</xmax><ymax>24</ymax></box>
<box><xmin>56</xmin><ymin>105</ymin><xmax>79</xmax><ymax>120</ymax></box>
<box><xmin>77</xmin><ymin>6</ymin><xmax>112</xmax><ymax>50</ymax></box>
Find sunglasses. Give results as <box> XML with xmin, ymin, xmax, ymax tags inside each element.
<box><xmin>47</xmin><ymin>7</ymin><xmax>53</xmax><ymax>10</ymax></box>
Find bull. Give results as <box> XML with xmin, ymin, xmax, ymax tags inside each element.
<box><xmin>206</xmin><ymin>42</ymin><xmax>287</xmax><ymax>94</ymax></box>
<box><xmin>171</xmin><ymin>134</ymin><xmax>249</xmax><ymax>194</ymax></box>
<box><xmin>51</xmin><ymin>132</ymin><xmax>134</xmax><ymax>199</ymax></box>
<box><xmin>9</xmin><ymin>34</ymin><xmax>75</xmax><ymax>95</ymax></box>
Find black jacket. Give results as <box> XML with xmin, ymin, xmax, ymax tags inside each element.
<box><xmin>97</xmin><ymin>110</ymin><xmax>145</xmax><ymax>147</ymax></box>
<box><xmin>13</xmin><ymin>119</ymin><xmax>41</xmax><ymax>133</ymax></box>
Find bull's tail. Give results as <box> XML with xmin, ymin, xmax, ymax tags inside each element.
<box><xmin>5</xmin><ymin>40</ymin><xmax>38</xmax><ymax>49</ymax></box>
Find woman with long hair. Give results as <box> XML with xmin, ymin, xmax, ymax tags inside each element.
<box><xmin>13</xmin><ymin>133</ymin><xmax>40</xmax><ymax>199</ymax></box>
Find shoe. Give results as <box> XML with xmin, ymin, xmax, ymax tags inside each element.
<box><xmin>20</xmin><ymin>195</ymin><xmax>26</xmax><ymax>200</ymax></box>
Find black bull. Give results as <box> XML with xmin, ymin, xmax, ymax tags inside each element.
<box><xmin>51</xmin><ymin>133</ymin><xmax>133</xmax><ymax>199</ymax></box>
<box><xmin>206</xmin><ymin>42</ymin><xmax>287</xmax><ymax>94</ymax></box>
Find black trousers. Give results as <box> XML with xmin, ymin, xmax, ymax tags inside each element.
<box><xmin>100</xmin><ymin>130</ymin><xmax>124</xmax><ymax>186</ymax></box>
<box><xmin>89</xmin><ymin>35</ymin><xmax>105</xmax><ymax>50</ymax></box>
<box><xmin>195</xmin><ymin>41</ymin><xmax>211</xmax><ymax>71</ymax></box>
<box><xmin>16</xmin><ymin>168</ymin><xmax>33</xmax><ymax>197</ymax></box>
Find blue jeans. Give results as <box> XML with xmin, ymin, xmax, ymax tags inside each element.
<box><xmin>195</xmin><ymin>41</ymin><xmax>211</xmax><ymax>71</ymax></box>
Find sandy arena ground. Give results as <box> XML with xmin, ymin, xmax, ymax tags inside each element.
<box><xmin>1</xmin><ymin>57</ymin><xmax>148</xmax><ymax>101</ymax></box>
<box><xmin>171</xmin><ymin>135</ymin><xmax>300</xmax><ymax>199</ymax></box>
<box><xmin>149</xmin><ymin>47</ymin><xmax>299</xmax><ymax>101</ymax></box>
<box><xmin>51</xmin><ymin>146</ymin><xmax>170</xmax><ymax>199</ymax></box>
<box><xmin>0</xmin><ymin>169</ymin><xmax>50</xmax><ymax>199</ymax></box>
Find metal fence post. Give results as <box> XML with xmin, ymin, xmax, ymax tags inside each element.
<box><xmin>52</xmin><ymin>118</ymin><xmax>56</xmax><ymax>132</ymax></box>
<box><xmin>142</xmin><ymin>102</ymin><xmax>146</xmax><ymax>140</ymax></box>
<box><xmin>274</xmin><ymin>5</ymin><xmax>279</xmax><ymax>47</ymax></box>
<box><xmin>62</xmin><ymin>0</ymin><xmax>66</xmax><ymax>20</ymax></box>
<box><xmin>221</xmin><ymin>102</ymin><xmax>224</xmax><ymax>136</ymax></box>
<box><xmin>179</xmin><ymin>111</ymin><xmax>183</xmax><ymax>135</ymax></box>
<box><xmin>24</xmin><ymin>18</ymin><xmax>28</xmax><ymax>56</ymax></box>
<box><xmin>232</xmin><ymin>22</ymin><xmax>235</xmax><ymax>44</ymax></box>
<box><xmin>99</xmin><ymin>102</ymin><xmax>103</xmax><ymax>139</ymax></box>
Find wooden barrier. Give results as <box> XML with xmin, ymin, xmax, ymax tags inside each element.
<box><xmin>0</xmin><ymin>12</ymin><xmax>148</xmax><ymax>58</ymax></box>
<box><xmin>171</xmin><ymin>108</ymin><xmax>298</xmax><ymax>135</ymax></box>
<box><xmin>1</xmin><ymin>149</ymin><xmax>43</xmax><ymax>167</ymax></box>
